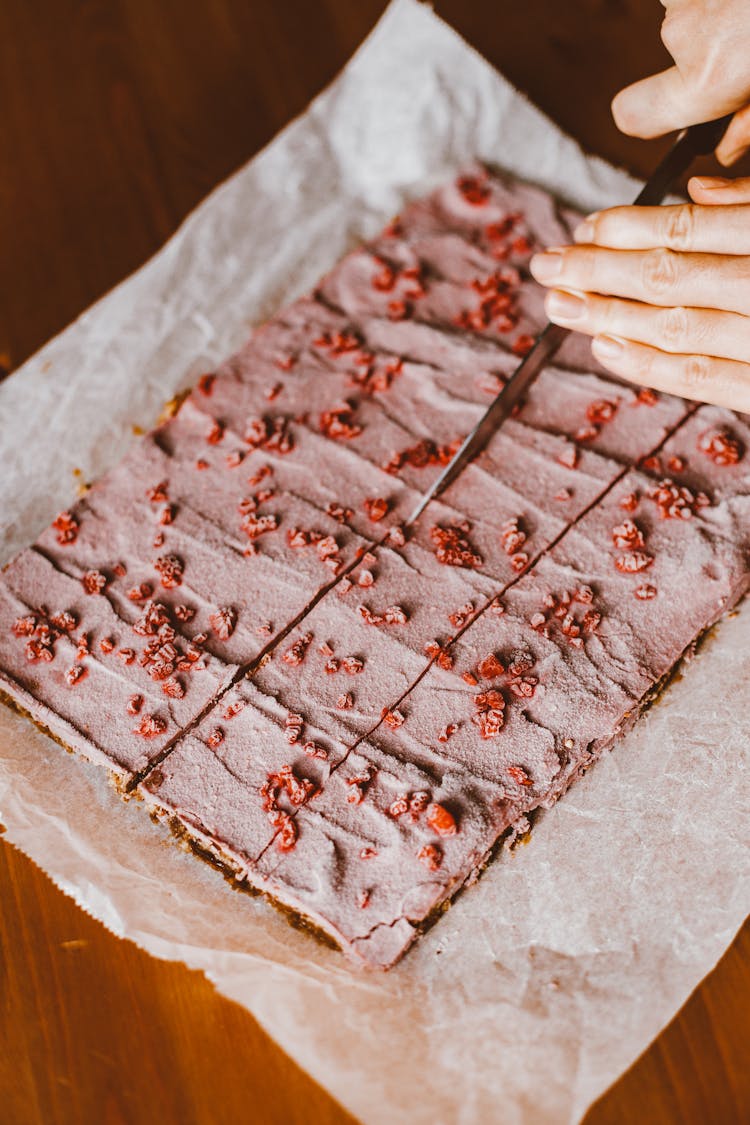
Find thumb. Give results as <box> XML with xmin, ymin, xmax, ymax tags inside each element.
<box><xmin>612</xmin><ymin>66</ymin><xmax>723</xmax><ymax>138</ymax></box>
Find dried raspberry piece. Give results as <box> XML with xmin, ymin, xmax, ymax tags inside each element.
<box><xmin>324</xmin><ymin>658</ymin><xmax>340</xmax><ymax>674</ymax></box>
<box><xmin>501</xmin><ymin>517</ymin><xmax>526</xmax><ymax>556</ymax></box>
<box><xmin>11</xmin><ymin>615</ymin><xmax>37</xmax><ymax>637</ymax></box>
<box><xmin>557</xmin><ymin>444</ymin><xmax>579</xmax><ymax>470</ymax></box>
<box><xmin>575</xmin><ymin>424</ymin><xmax>599</xmax><ymax>443</ymax></box>
<box><xmin>449</xmin><ymin>603</ymin><xmax>474</xmax><ymax>629</ymax></box>
<box><xmin>99</xmin><ymin>637</ymin><xmax>115</xmax><ymax>654</ymax></box>
<box><xmin>508</xmin><ymin>675</ymin><xmax>538</xmax><ymax>699</ymax></box>
<box><xmin>387</xmin><ymin>299</ymin><xmax>411</xmax><ymax>320</ymax></box>
<box><xmin>507</xmin><ymin>650</ymin><xmax>534</xmax><ymax>677</ymax></box>
<box><xmin>507</xmin><ymin>765</ymin><xmax>533</xmax><ymax>787</ymax></box>
<box><xmin>81</xmin><ymin>570</ymin><xmax>107</xmax><ymax>596</ymax></box>
<box><xmin>117</xmin><ymin>648</ymin><xmax>136</xmax><ymax>664</ymax></box>
<box><xmin>75</xmin><ymin>633</ymin><xmax>90</xmax><ymax>661</ymax></box>
<box><xmin>472</xmin><ymin>689</ymin><xmax>506</xmax><ymax>739</ymax></box>
<box><xmin>358</xmin><ymin>890</ymin><xmax>371</xmax><ymax>909</ymax></box>
<box><xmin>574</xmin><ymin>585</ymin><xmax>594</xmax><ymax>604</ymax></box>
<box><xmin>223</xmin><ymin>700</ymin><xmax>245</xmax><ymax>720</ymax></box>
<box><xmin>510</xmin><ymin>552</ymin><xmax>529</xmax><ymax>573</ymax></box>
<box><xmin>313</xmin><ymin>329</ymin><xmax>362</xmax><ymax>355</ymax></box>
<box><xmin>25</xmin><ymin>638</ymin><xmax>54</xmax><ymax>663</ymax></box>
<box><xmin>336</xmin><ymin>693</ymin><xmax>354</xmax><ymax>710</ymax></box>
<box><xmin>620</xmin><ymin>492</ymin><xmax>639</xmax><ymax>513</ymax></box>
<box><xmin>383</xmin><ymin>604</ymin><xmax>408</xmax><ymax>625</ymax></box>
<box><xmin>635</xmin><ymin>584</ymin><xmax>657</xmax><ymax>600</ymax></box>
<box><xmin>636</xmin><ymin>387</ymin><xmax>659</xmax><ymax>406</ymax></box>
<box><xmin>512</xmin><ymin>334</ymin><xmax>535</xmax><ymax>357</ymax></box>
<box><xmin>346</xmin><ymin>767</ymin><xmax>374</xmax><ymax>806</ymax></box>
<box><xmin>647</xmin><ymin>478</ymin><xmax>708</xmax><ymax>520</ymax></box>
<box><xmin>383</xmin><ymin>437</ymin><xmax>460</xmax><ymax>475</ymax></box>
<box><xmin>303</xmin><ymin>741</ymin><xmax>328</xmax><ymax>761</ymax></box>
<box><xmin>319</xmin><ymin>404</ymin><xmax>362</xmax><ymax>441</ymax></box>
<box><xmin>326</xmin><ymin>502</ymin><xmax>353</xmax><ymax>524</ymax></box>
<box><xmin>133</xmin><ymin>713</ymin><xmax>167</xmax><ymax>738</ymax></box>
<box><xmin>667</xmin><ymin>456</ymin><xmax>686</xmax><ymax>473</ymax></box>
<box><xmin>195</xmin><ymin>457</ymin><xmax>209</xmax><ymax>470</ymax></box>
<box><xmin>282</xmin><ymin>631</ymin><xmax>313</xmax><ymax>666</ymax></box>
<box><xmin>612</xmin><ymin>520</ymin><xmax>645</xmax><ymax>551</ymax></box>
<box><xmin>555</xmin><ymin>488</ymin><xmax>572</xmax><ymax>502</ymax></box>
<box><xmin>275</xmin><ymin>814</ymin><xmax>298</xmax><ymax>852</ymax></box>
<box><xmin>65</xmin><ymin>663</ymin><xmax>87</xmax><ymax>687</ymax></box>
<box><xmin>153</xmin><ymin>554</ymin><xmax>184</xmax><ymax>589</ymax></box>
<box><xmin>342</xmin><ymin>656</ymin><xmax>364</xmax><ymax>675</ymax></box>
<box><xmin>615</xmin><ymin>551</ymin><xmax>654</xmax><ymax>574</ymax></box>
<box><xmin>382</xmin><ymin>708</ymin><xmax>405</xmax><ymax>729</ymax></box>
<box><xmin>430</xmin><ymin>525</ymin><xmax>482</xmax><ymax>569</ymax></box>
<box><xmin>409</xmin><ymin>791</ymin><xmax>430</xmax><ymax>816</ymax></box>
<box><xmin>127</xmin><ymin>583</ymin><xmax>154</xmax><ymax>603</ymax></box>
<box><xmin>206</xmin><ymin>728</ymin><xmax>224</xmax><ymax>749</ymax></box>
<box><xmin>456</xmin><ymin>174</ymin><xmax>490</xmax><ymax>205</ymax></box>
<box><xmin>133</xmin><ymin>601</ymin><xmax>171</xmax><ymax>636</ymax></box>
<box><xmin>173</xmin><ymin>604</ymin><xmax>196</xmax><ymax>623</ymax></box>
<box><xmin>582</xmin><ymin>610</ymin><xmax>601</xmax><ymax>634</ymax></box>
<box><xmin>462</xmin><ymin>671</ymin><xmax>479</xmax><ymax>686</ymax></box>
<box><xmin>477</xmin><ymin>653</ymin><xmax>505</xmax><ymax>679</ymax></box>
<box><xmin>206</xmin><ymin>419</ymin><xmax>224</xmax><ymax>445</ymax></box>
<box><xmin>360</xmin><ymin>846</ymin><xmax>378</xmax><ymax>860</ymax></box>
<box><xmin>161</xmin><ymin>677</ymin><xmax>185</xmax><ymax>699</ymax></box>
<box><xmin>586</xmin><ymin>400</ymin><xmax>617</xmax><ymax>424</ymax></box>
<box><xmin>389</xmin><ymin>795</ymin><xmax>409</xmax><ymax>818</ymax></box>
<box><xmin>417</xmin><ymin>844</ymin><xmax>442</xmax><ymax>871</ymax></box>
<box><xmin>363</xmin><ymin>496</ymin><xmax>389</xmax><ymax>522</ymax></box>
<box><xmin>426</xmin><ymin>803</ymin><xmax>457</xmax><ymax>837</ymax></box>
<box><xmin>386</xmin><ymin>524</ymin><xmax>406</xmax><ymax>547</ymax></box>
<box><xmin>641</xmin><ymin>454</ymin><xmax>661</xmax><ymax>474</ymax></box>
<box><xmin>209</xmin><ymin>606</ymin><xmax>236</xmax><ymax>641</ymax></box>
<box><xmin>126</xmin><ymin>695</ymin><xmax>143</xmax><ymax>715</ymax></box>
<box><xmin>437</xmin><ymin>724</ymin><xmax>457</xmax><ymax>743</ymax></box>
<box><xmin>424</xmin><ymin>641</ymin><xmax>453</xmax><ymax>670</ymax></box>
<box><xmin>197</xmin><ymin>373</ymin><xmax>216</xmax><ymax>395</ymax></box>
<box><xmin>158</xmin><ymin>503</ymin><xmax>176</xmax><ymax>526</ymax></box>
<box><xmin>357</xmin><ymin>569</ymin><xmax>375</xmax><ymax>588</ymax></box>
<box><xmin>697</xmin><ymin>427</ymin><xmax>743</xmax><ymax>465</ymax></box>
<box><xmin>371</xmin><ymin>260</ymin><xmax>397</xmax><ymax>291</ymax></box>
<box><xmin>52</xmin><ymin>511</ymin><xmax>79</xmax><ymax>545</ymax></box>
<box><xmin>146</xmin><ymin>481</ymin><xmax>169</xmax><ymax>504</ymax></box>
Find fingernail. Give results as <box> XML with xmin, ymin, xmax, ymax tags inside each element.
<box><xmin>573</xmin><ymin>213</ymin><xmax>598</xmax><ymax>243</ymax></box>
<box><xmin>546</xmin><ymin>289</ymin><xmax>587</xmax><ymax>321</ymax></box>
<box><xmin>690</xmin><ymin>176</ymin><xmax>730</xmax><ymax>189</ymax></box>
<box><xmin>592</xmin><ymin>334</ymin><xmax>625</xmax><ymax>360</ymax></box>
<box><xmin>529</xmin><ymin>250</ymin><xmax>564</xmax><ymax>282</ymax></box>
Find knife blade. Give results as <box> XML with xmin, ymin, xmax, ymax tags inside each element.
<box><xmin>406</xmin><ymin>113</ymin><xmax>734</xmax><ymax>526</ymax></box>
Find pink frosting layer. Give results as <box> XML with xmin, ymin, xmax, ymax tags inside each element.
<box><xmin>3</xmin><ymin>164</ymin><xmax>750</xmax><ymax>966</ymax></box>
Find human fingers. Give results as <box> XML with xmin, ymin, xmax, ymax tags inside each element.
<box><xmin>589</xmin><ymin>335</ymin><xmax>750</xmax><ymax>413</ymax></box>
<box><xmin>611</xmin><ymin>66</ymin><xmax>735</xmax><ymax>139</ymax></box>
<box><xmin>529</xmin><ymin>245</ymin><xmax>750</xmax><ymax>317</ymax></box>
<box><xmin>689</xmin><ymin>175</ymin><xmax>750</xmax><ymax>205</ymax></box>
<box><xmin>544</xmin><ymin>289</ymin><xmax>750</xmax><ymax>365</ymax></box>
<box><xmin>570</xmin><ymin>201</ymin><xmax>750</xmax><ymax>255</ymax></box>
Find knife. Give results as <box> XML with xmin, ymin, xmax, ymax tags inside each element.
<box><xmin>406</xmin><ymin>113</ymin><xmax>734</xmax><ymax>526</ymax></box>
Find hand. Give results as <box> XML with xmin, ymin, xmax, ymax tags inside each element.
<box><xmin>613</xmin><ymin>0</ymin><xmax>750</xmax><ymax>165</ymax></box>
<box><xmin>529</xmin><ymin>177</ymin><xmax>750</xmax><ymax>412</ymax></box>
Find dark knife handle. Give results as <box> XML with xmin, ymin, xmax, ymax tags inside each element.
<box><xmin>633</xmin><ymin>114</ymin><xmax>734</xmax><ymax>206</ymax></box>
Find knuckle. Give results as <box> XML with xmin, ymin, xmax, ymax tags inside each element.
<box><xmin>662</xmin><ymin>205</ymin><xmax>696</xmax><ymax>251</ymax></box>
<box><xmin>641</xmin><ymin>248</ymin><xmax>680</xmax><ymax>298</ymax></box>
<box><xmin>659</xmin><ymin>305</ymin><xmax>693</xmax><ymax>350</ymax></box>
<box><xmin>681</xmin><ymin>354</ymin><xmax>714</xmax><ymax>391</ymax></box>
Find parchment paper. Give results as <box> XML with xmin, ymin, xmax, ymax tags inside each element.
<box><xmin>1</xmin><ymin>3</ymin><xmax>748</xmax><ymax>1122</ymax></box>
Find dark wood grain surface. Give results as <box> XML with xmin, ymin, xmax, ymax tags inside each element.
<box><xmin>1</xmin><ymin>2</ymin><xmax>748</xmax><ymax>1122</ymax></box>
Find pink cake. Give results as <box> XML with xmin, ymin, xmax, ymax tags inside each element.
<box><xmin>2</xmin><ymin>166</ymin><xmax>748</xmax><ymax>968</ymax></box>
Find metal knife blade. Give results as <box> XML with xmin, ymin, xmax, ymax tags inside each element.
<box><xmin>406</xmin><ymin>113</ymin><xmax>733</xmax><ymax>527</ymax></box>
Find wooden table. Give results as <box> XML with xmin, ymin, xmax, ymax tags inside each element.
<box><xmin>1</xmin><ymin>3</ymin><xmax>748</xmax><ymax>1121</ymax></box>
